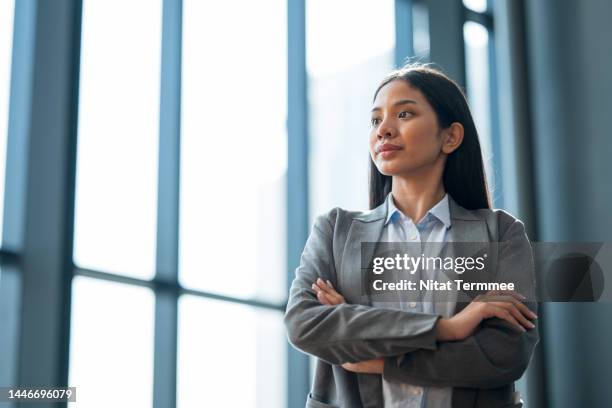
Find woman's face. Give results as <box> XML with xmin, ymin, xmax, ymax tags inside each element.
<box><xmin>369</xmin><ymin>79</ymin><xmax>449</xmax><ymax>177</ymax></box>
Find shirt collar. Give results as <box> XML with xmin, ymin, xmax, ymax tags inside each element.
<box><xmin>385</xmin><ymin>192</ymin><xmax>452</xmax><ymax>229</ymax></box>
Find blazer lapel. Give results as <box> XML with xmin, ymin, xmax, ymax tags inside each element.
<box><xmin>340</xmin><ymin>196</ymin><xmax>389</xmax><ymax>306</ymax></box>
<box><xmin>446</xmin><ymin>196</ymin><xmax>493</xmax><ymax>312</ymax></box>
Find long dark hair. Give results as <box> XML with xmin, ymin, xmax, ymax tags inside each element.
<box><xmin>369</xmin><ymin>63</ymin><xmax>491</xmax><ymax>210</ymax></box>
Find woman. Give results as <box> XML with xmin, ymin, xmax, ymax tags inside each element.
<box><xmin>284</xmin><ymin>64</ymin><xmax>538</xmax><ymax>408</ymax></box>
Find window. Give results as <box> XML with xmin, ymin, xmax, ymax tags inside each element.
<box><xmin>73</xmin><ymin>0</ymin><xmax>162</xmax><ymax>279</ymax></box>
<box><xmin>177</xmin><ymin>296</ymin><xmax>286</xmax><ymax>407</ymax></box>
<box><xmin>178</xmin><ymin>2</ymin><xmax>288</xmax><ymax>404</ymax></box>
<box><xmin>179</xmin><ymin>0</ymin><xmax>287</xmax><ymax>304</ymax></box>
<box><xmin>306</xmin><ymin>0</ymin><xmax>395</xmax><ymax>219</ymax></box>
<box><xmin>69</xmin><ymin>276</ymin><xmax>155</xmax><ymax>407</ymax></box>
<box><xmin>70</xmin><ymin>0</ymin><xmax>289</xmax><ymax>405</ymax></box>
<box><xmin>69</xmin><ymin>0</ymin><xmax>161</xmax><ymax>402</ymax></box>
<box><xmin>0</xmin><ymin>0</ymin><xmax>15</xmax><ymax>244</ymax></box>
<box><xmin>464</xmin><ymin>21</ymin><xmax>496</xmax><ymax>196</ymax></box>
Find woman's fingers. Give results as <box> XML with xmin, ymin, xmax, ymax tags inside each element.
<box><xmin>341</xmin><ymin>358</ymin><xmax>385</xmax><ymax>374</ymax></box>
<box><xmin>312</xmin><ymin>279</ymin><xmax>345</xmax><ymax>305</ymax></box>
<box><xmin>511</xmin><ymin>299</ymin><xmax>538</xmax><ymax>320</ymax></box>
<box><xmin>321</xmin><ymin>291</ymin><xmax>343</xmax><ymax>305</ymax></box>
<box><xmin>315</xmin><ymin>278</ymin><xmax>334</xmax><ymax>294</ymax></box>
<box><xmin>485</xmin><ymin>301</ymin><xmax>535</xmax><ymax>330</ymax></box>
<box><xmin>311</xmin><ymin>284</ymin><xmax>333</xmax><ymax>305</ymax></box>
<box><xmin>483</xmin><ymin>294</ymin><xmax>538</xmax><ymax>320</ymax></box>
<box><xmin>314</xmin><ymin>278</ymin><xmax>345</xmax><ymax>304</ymax></box>
<box><xmin>488</xmin><ymin>305</ymin><xmax>525</xmax><ymax>332</ymax></box>
<box><xmin>316</xmin><ymin>290</ymin><xmax>333</xmax><ymax>305</ymax></box>
<box><xmin>492</xmin><ymin>301</ymin><xmax>536</xmax><ymax>330</ymax></box>
<box><xmin>449</xmin><ymin>291</ymin><xmax>537</xmax><ymax>341</ymax></box>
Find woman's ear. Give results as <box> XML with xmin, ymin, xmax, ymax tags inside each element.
<box><xmin>441</xmin><ymin>122</ymin><xmax>464</xmax><ymax>154</ymax></box>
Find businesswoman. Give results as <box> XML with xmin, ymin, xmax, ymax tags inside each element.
<box><xmin>284</xmin><ymin>64</ymin><xmax>539</xmax><ymax>408</ymax></box>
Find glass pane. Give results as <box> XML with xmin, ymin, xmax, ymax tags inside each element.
<box><xmin>463</xmin><ymin>0</ymin><xmax>488</xmax><ymax>13</ymax></box>
<box><xmin>0</xmin><ymin>0</ymin><xmax>15</xmax><ymax>245</ymax></box>
<box><xmin>177</xmin><ymin>296</ymin><xmax>286</xmax><ymax>408</ymax></box>
<box><xmin>464</xmin><ymin>22</ymin><xmax>495</xmax><ymax>194</ymax></box>
<box><xmin>69</xmin><ymin>276</ymin><xmax>155</xmax><ymax>408</ymax></box>
<box><xmin>180</xmin><ymin>0</ymin><xmax>287</xmax><ymax>302</ymax></box>
<box><xmin>73</xmin><ymin>0</ymin><xmax>161</xmax><ymax>279</ymax></box>
<box><xmin>307</xmin><ymin>0</ymin><xmax>395</xmax><ymax>220</ymax></box>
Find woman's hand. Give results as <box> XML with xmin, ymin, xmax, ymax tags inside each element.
<box><xmin>436</xmin><ymin>290</ymin><xmax>538</xmax><ymax>341</ymax></box>
<box><xmin>341</xmin><ymin>358</ymin><xmax>385</xmax><ymax>374</ymax></box>
<box><xmin>311</xmin><ymin>278</ymin><xmax>345</xmax><ymax>305</ymax></box>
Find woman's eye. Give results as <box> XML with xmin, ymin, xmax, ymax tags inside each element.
<box><xmin>371</xmin><ymin>118</ymin><xmax>381</xmax><ymax>126</ymax></box>
<box><xmin>399</xmin><ymin>111</ymin><xmax>413</xmax><ymax>119</ymax></box>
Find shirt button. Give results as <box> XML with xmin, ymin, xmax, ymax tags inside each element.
<box><xmin>410</xmin><ymin>235</ymin><xmax>417</xmax><ymax>240</ymax></box>
<box><xmin>410</xmin><ymin>387</ymin><xmax>423</xmax><ymax>395</ymax></box>
<box><xmin>409</xmin><ymin>302</ymin><xmax>417</xmax><ymax>308</ymax></box>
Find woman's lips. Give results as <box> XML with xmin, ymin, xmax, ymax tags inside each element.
<box><xmin>377</xmin><ymin>144</ymin><xmax>402</xmax><ymax>159</ymax></box>
<box><xmin>380</xmin><ymin>149</ymin><xmax>400</xmax><ymax>159</ymax></box>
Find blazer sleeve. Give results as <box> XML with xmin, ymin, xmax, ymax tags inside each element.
<box><xmin>283</xmin><ymin>211</ymin><xmax>442</xmax><ymax>365</ymax></box>
<box><xmin>382</xmin><ymin>218</ymin><xmax>539</xmax><ymax>389</ymax></box>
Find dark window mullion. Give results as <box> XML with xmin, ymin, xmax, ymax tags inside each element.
<box><xmin>427</xmin><ymin>0</ymin><xmax>466</xmax><ymax>87</ymax></box>
<box><xmin>16</xmin><ymin>0</ymin><xmax>81</xmax><ymax>395</ymax></box>
<box><xmin>486</xmin><ymin>21</ymin><xmax>502</xmax><ymax>208</ymax></box>
<box><xmin>395</xmin><ymin>0</ymin><xmax>414</xmax><ymax>67</ymax></box>
<box><xmin>287</xmin><ymin>0</ymin><xmax>310</xmax><ymax>406</ymax></box>
<box><xmin>153</xmin><ymin>0</ymin><xmax>182</xmax><ymax>407</ymax></box>
<box><xmin>75</xmin><ymin>266</ymin><xmax>285</xmax><ymax>311</ymax></box>
<box><xmin>464</xmin><ymin>8</ymin><xmax>493</xmax><ymax>30</ymax></box>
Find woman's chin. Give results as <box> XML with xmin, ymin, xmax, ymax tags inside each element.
<box><xmin>376</xmin><ymin>162</ymin><xmax>402</xmax><ymax>176</ymax></box>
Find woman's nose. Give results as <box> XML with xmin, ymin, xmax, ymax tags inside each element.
<box><xmin>377</xmin><ymin>121</ymin><xmax>396</xmax><ymax>139</ymax></box>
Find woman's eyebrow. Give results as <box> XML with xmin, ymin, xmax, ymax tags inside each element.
<box><xmin>371</xmin><ymin>99</ymin><xmax>418</xmax><ymax>113</ymax></box>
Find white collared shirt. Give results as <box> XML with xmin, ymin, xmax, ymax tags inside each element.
<box><xmin>374</xmin><ymin>192</ymin><xmax>455</xmax><ymax>408</ymax></box>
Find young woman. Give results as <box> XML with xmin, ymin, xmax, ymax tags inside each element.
<box><xmin>284</xmin><ymin>64</ymin><xmax>538</xmax><ymax>408</ymax></box>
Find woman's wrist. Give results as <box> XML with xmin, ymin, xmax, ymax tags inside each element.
<box><xmin>435</xmin><ymin>318</ymin><xmax>457</xmax><ymax>341</ymax></box>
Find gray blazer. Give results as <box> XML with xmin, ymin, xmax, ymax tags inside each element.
<box><xmin>284</xmin><ymin>194</ymin><xmax>539</xmax><ymax>408</ymax></box>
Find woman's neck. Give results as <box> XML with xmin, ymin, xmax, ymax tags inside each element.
<box><xmin>391</xmin><ymin>174</ymin><xmax>446</xmax><ymax>224</ymax></box>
